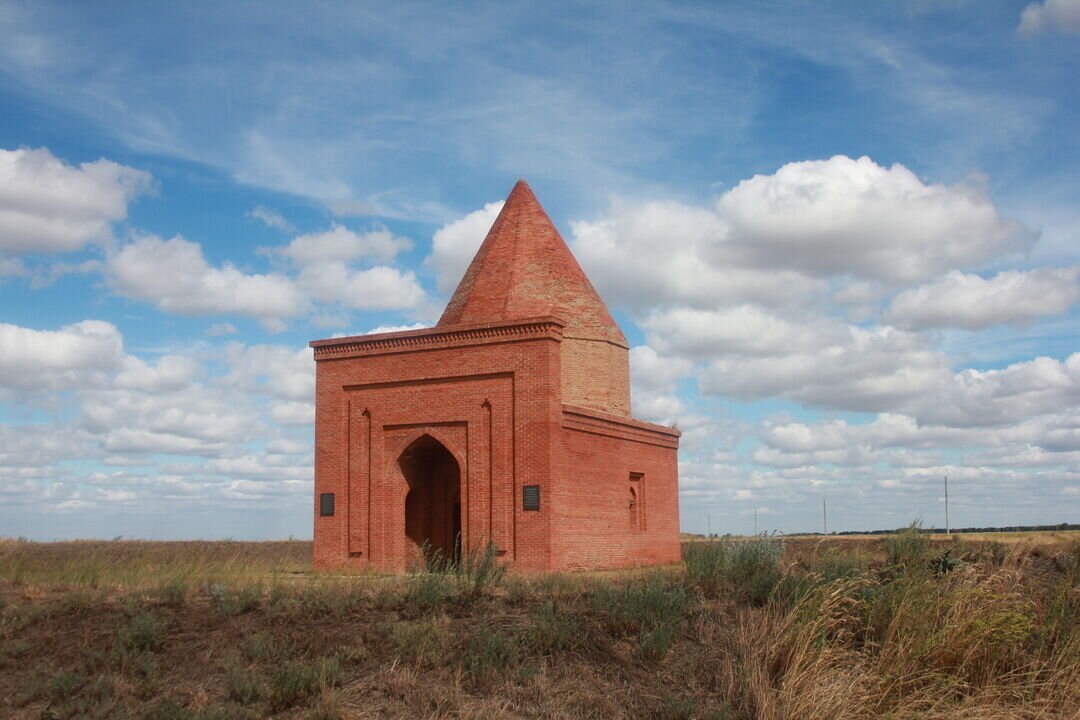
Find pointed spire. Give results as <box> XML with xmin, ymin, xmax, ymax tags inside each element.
<box><xmin>437</xmin><ymin>180</ymin><xmax>627</xmax><ymax>347</ymax></box>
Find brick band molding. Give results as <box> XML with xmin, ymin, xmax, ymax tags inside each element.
<box><xmin>561</xmin><ymin>404</ymin><xmax>681</xmax><ymax>449</ymax></box>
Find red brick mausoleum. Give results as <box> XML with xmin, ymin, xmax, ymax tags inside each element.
<box><xmin>310</xmin><ymin>180</ymin><xmax>681</xmax><ymax>572</ymax></box>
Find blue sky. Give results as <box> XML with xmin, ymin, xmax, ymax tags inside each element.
<box><xmin>1</xmin><ymin>0</ymin><xmax>1078</xmax><ymax>539</ymax></box>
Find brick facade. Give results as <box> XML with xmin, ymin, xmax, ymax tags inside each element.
<box><xmin>311</xmin><ymin>181</ymin><xmax>680</xmax><ymax>572</ymax></box>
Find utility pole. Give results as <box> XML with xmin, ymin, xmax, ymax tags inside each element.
<box><xmin>823</xmin><ymin>498</ymin><xmax>828</xmax><ymax>535</ymax></box>
<box><xmin>707</xmin><ymin>513</ymin><xmax>711</xmax><ymax>540</ymax></box>
<box><xmin>944</xmin><ymin>475</ymin><xmax>950</xmax><ymax>535</ymax></box>
<box><xmin>753</xmin><ymin>508</ymin><xmax>758</xmax><ymax>536</ymax></box>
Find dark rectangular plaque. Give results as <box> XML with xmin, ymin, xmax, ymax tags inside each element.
<box><xmin>522</xmin><ymin>485</ymin><xmax>540</xmax><ymax>511</ymax></box>
<box><xmin>319</xmin><ymin>492</ymin><xmax>335</xmax><ymax>517</ymax></box>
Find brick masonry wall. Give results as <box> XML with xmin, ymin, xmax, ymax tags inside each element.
<box><xmin>560</xmin><ymin>337</ymin><xmax>631</xmax><ymax>417</ymax></box>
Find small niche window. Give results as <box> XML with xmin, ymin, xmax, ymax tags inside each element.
<box><xmin>629</xmin><ymin>472</ymin><xmax>644</xmax><ymax>530</ymax></box>
<box><xmin>319</xmin><ymin>492</ymin><xmax>335</xmax><ymax>517</ymax></box>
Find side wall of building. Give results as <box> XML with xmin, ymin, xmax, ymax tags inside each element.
<box><xmin>551</xmin><ymin>407</ymin><xmax>681</xmax><ymax>570</ymax></box>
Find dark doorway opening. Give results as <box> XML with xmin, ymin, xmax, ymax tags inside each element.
<box><xmin>400</xmin><ymin>435</ymin><xmax>461</xmax><ymax>563</ymax></box>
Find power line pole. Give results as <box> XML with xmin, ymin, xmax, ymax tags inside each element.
<box><xmin>944</xmin><ymin>475</ymin><xmax>950</xmax><ymax>535</ymax></box>
<box><xmin>753</xmin><ymin>508</ymin><xmax>758</xmax><ymax>536</ymax></box>
<box><xmin>707</xmin><ymin>513</ymin><xmax>711</xmax><ymax>540</ymax></box>
<box><xmin>823</xmin><ymin>498</ymin><xmax>828</xmax><ymax>535</ymax></box>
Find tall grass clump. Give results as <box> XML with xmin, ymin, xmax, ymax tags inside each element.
<box><xmin>595</xmin><ymin>572</ymin><xmax>687</xmax><ymax>660</ymax></box>
<box><xmin>461</xmin><ymin>625</ymin><xmax>520</xmax><ymax>679</ymax></box>
<box><xmin>404</xmin><ymin>540</ymin><xmax>505</xmax><ymax>611</ymax></box>
<box><xmin>883</xmin><ymin>520</ymin><xmax>930</xmax><ymax>568</ymax></box>
<box><xmin>685</xmin><ymin>536</ymin><xmax>783</xmax><ymax>603</ymax></box>
<box><xmin>456</xmin><ymin>541</ymin><xmax>506</xmax><ymax>600</ymax></box>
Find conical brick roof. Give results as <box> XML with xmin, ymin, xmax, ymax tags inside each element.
<box><xmin>437</xmin><ymin>180</ymin><xmax>627</xmax><ymax>347</ymax></box>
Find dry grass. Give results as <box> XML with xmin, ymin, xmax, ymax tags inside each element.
<box><xmin>0</xmin><ymin>533</ymin><xmax>1077</xmax><ymax>719</ymax></box>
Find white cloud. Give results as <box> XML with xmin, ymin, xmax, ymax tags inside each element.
<box><xmin>278</xmin><ymin>224</ymin><xmax>411</xmax><ymax>265</ymax></box>
<box><xmin>426</xmin><ymin>201</ymin><xmax>503</xmax><ymax>294</ymax></box>
<box><xmin>569</xmin><ymin>156</ymin><xmax>1034</xmax><ymax>316</ymax></box>
<box><xmin>107</xmin><ymin>234</ymin><xmax>308</xmax><ymax>322</ymax></box>
<box><xmin>718</xmin><ymin>156</ymin><xmax>1035</xmax><ymax>285</ymax></box>
<box><xmin>81</xmin><ymin>382</ymin><xmax>262</xmax><ymax>449</ymax></box>
<box><xmin>98</xmin><ymin>428</ymin><xmax>232</xmax><ymax>457</ymax></box>
<box><xmin>270</xmin><ymin>401</ymin><xmax>315</xmax><ymax>426</ymax></box>
<box><xmin>0</xmin><ymin>256</ymin><xmax>27</xmax><ymax>277</ymax></box>
<box><xmin>28</xmin><ymin>259</ymin><xmax>100</xmax><ymax>289</ymax></box>
<box><xmin>266</xmin><ymin>438</ymin><xmax>311</xmax><ymax>455</ymax></box>
<box><xmin>247</xmin><ymin>205</ymin><xmax>294</xmax><ymax>232</ymax></box>
<box><xmin>1019</xmin><ymin>0</ymin><xmax>1080</xmax><ymax>34</ymax></box>
<box><xmin>365</xmin><ymin>322</ymin><xmax>427</xmax><ymax>334</ymax></box>
<box><xmin>0</xmin><ymin>147</ymin><xmax>152</xmax><ymax>253</ymax></box>
<box><xmin>884</xmin><ymin>267</ymin><xmax>1079</xmax><ymax>330</ymax></box>
<box><xmin>0</xmin><ymin>320</ymin><xmax>125</xmax><ymax>391</ymax></box>
<box><xmin>206</xmin><ymin>322</ymin><xmax>238</xmax><ymax>337</ymax></box>
<box><xmin>571</xmin><ymin>199</ymin><xmax>823</xmax><ymax>311</ymax></box>
<box><xmin>642</xmin><ymin>306</ymin><xmax>848</xmax><ymax>360</ymax></box>
<box><xmin>224</xmin><ymin>343</ymin><xmax>313</xmax><ymax>403</ymax></box>
<box><xmin>752</xmin><ymin>445</ymin><xmax>879</xmax><ymax>469</ymax></box>
<box><xmin>296</xmin><ymin>262</ymin><xmax>426</xmax><ymax>310</ymax></box>
<box><xmin>700</xmin><ymin>325</ymin><xmax>952</xmax><ymax>412</ymax></box>
<box><xmin>629</xmin><ymin>345</ymin><xmax>694</xmax><ymax>424</ymax></box>
<box><xmin>114</xmin><ymin>355</ymin><xmax>200</xmax><ymax>394</ymax></box>
<box><xmin>912</xmin><ymin>353</ymin><xmax>1080</xmax><ymax>427</ymax></box>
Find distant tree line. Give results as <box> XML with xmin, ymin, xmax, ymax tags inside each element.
<box><xmin>831</xmin><ymin>522</ymin><xmax>1080</xmax><ymax>536</ymax></box>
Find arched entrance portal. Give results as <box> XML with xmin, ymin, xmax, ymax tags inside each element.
<box><xmin>399</xmin><ymin>435</ymin><xmax>461</xmax><ymax>562</ymax></box>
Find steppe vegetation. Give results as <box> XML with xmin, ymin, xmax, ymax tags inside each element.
<box><xmin>1</xmin><ymin>530</ymin><xmax>1077</xmax><ymax>719</ymax></box>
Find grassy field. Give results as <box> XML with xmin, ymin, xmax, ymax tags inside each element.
<box><xmin>1</xmin><ymin>533</ymin><xmax>1078</xmax><ymax>719</ymax></box>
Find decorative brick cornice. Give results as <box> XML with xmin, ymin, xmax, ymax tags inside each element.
<box><xmin>311</xmin><ymin>316</ymin><xmax>566</xmax><ymax>360</ymax></box>
<box><xmin>561</xmin><ymin>404</ymin><xmax>681</xmax><ymax>449</ymax></box>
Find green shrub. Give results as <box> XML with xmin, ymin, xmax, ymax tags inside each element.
<box><xmin>728</xmin><ymin>537</ymin><xmax>784</xmax><ymax>604</ymax></box>
<box><xmin>153</xmin><ymin>577</ymin><xmax>189</xmax><ymax>607</ymax></box>
<box><xmin>390</xmin><ymin>618</ymin><xmax>448</xmax><ymax>665</ymax></box>
<box><xmin>241</xmin><ymin>631</ymin><xmax>291</xmax><ymax>662</ymax></box>
<box><xmin>47</xmin><ymin>668</ymin><xmax>82</xmax><ymax>699</ymax></box>
<box><xmin>269</xmin><ymin>661</ymin><xmax>320</xmax><ymax>709</ymax></box>
<box><xmin>15</xmin><ymin>669</ymin><xmax>48</xmax><ymax>705</ymax></box>
<box><xmin>456</xmin><ymin>542</ymin><xmax>506</xmax><ymax>601</ymax></box>
<box><xmin>224</xmin><ymin>660</ymin><xmax>263</xmax><ymax>704</ymax></box>
<box><xmin>403</xmin><ymin>568</ymin><xmax>452</xmax><ymax>612</ymax></box>
<box><xmin>659</xmin><ymin>694</ymin><xmax>696</xmax><ymax>720</ymax></box>
<box><xmin>119</xmin><ymin>610</ymin><xmax>167</xmax><ymax>653</ymax></box>
<box><xmin>267</xmin><ymin>655</ymin><xmax>342</xmax><ymax>709</ymax></box>
<box><xmin>597</xmin><ymin>573</ymin><xmax>688</xmax><ymax>635</ymax></box>
<box><xmin>307</xmin><ymin>691</ymin><xmax>344</xmax><ymax>720</ymax></box>
<box><xmin>929</xmin><ymin>548</ymin><xmax>965</xmax><ymax>575</ymax></box>
<box><xmin>85</xmin><ymin>673</ymin><xmax>115</xmax><ymax>702</ymax></box>
<box><xmin>640</xmin><ymin>622</ymin><xmax>677</xmax><ymax>662</ymax></box>
<box><xmin>405</xmin><ymin>540</ymin><xmax>505</xmax><ymax>610</ymax></box>
<box><xmin>684</xmin><ymin>541</ymin><xmax>729</xmax><ymax>596</ymax></box>
<box><xmin>526</xmin><ymin>601</ymin><xmax>584</xmax><ymax>654</ymax></box>
<box><xmin>684</xmin><ymin>537</ymin><xmax>783</xmax><ymax>604</ymax></box>
<box><xmin>462</xmin><ymin>625</ymin><xmax>519</xmax><ymax>678</ymax></box>
<box><xmin>213</xmin><ymin>584</ymin><xmax>262</xmax><ymax>616</ymax></box>
<box><xmin>884</xmin><ymin>521</ymin><xmax>930</xmax><ymax>568</ymax></box>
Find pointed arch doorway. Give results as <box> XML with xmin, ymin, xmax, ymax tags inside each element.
<box><xmin>399</xmin><ymin>434</ymin><xmax>461</xmax><ymax>562</ymax></box>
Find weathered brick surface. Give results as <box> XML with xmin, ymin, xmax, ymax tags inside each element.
<box><xmin>311</xmin><ymin>182</ymin><xmax>679</xmax><ymax>572</ymax></box>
